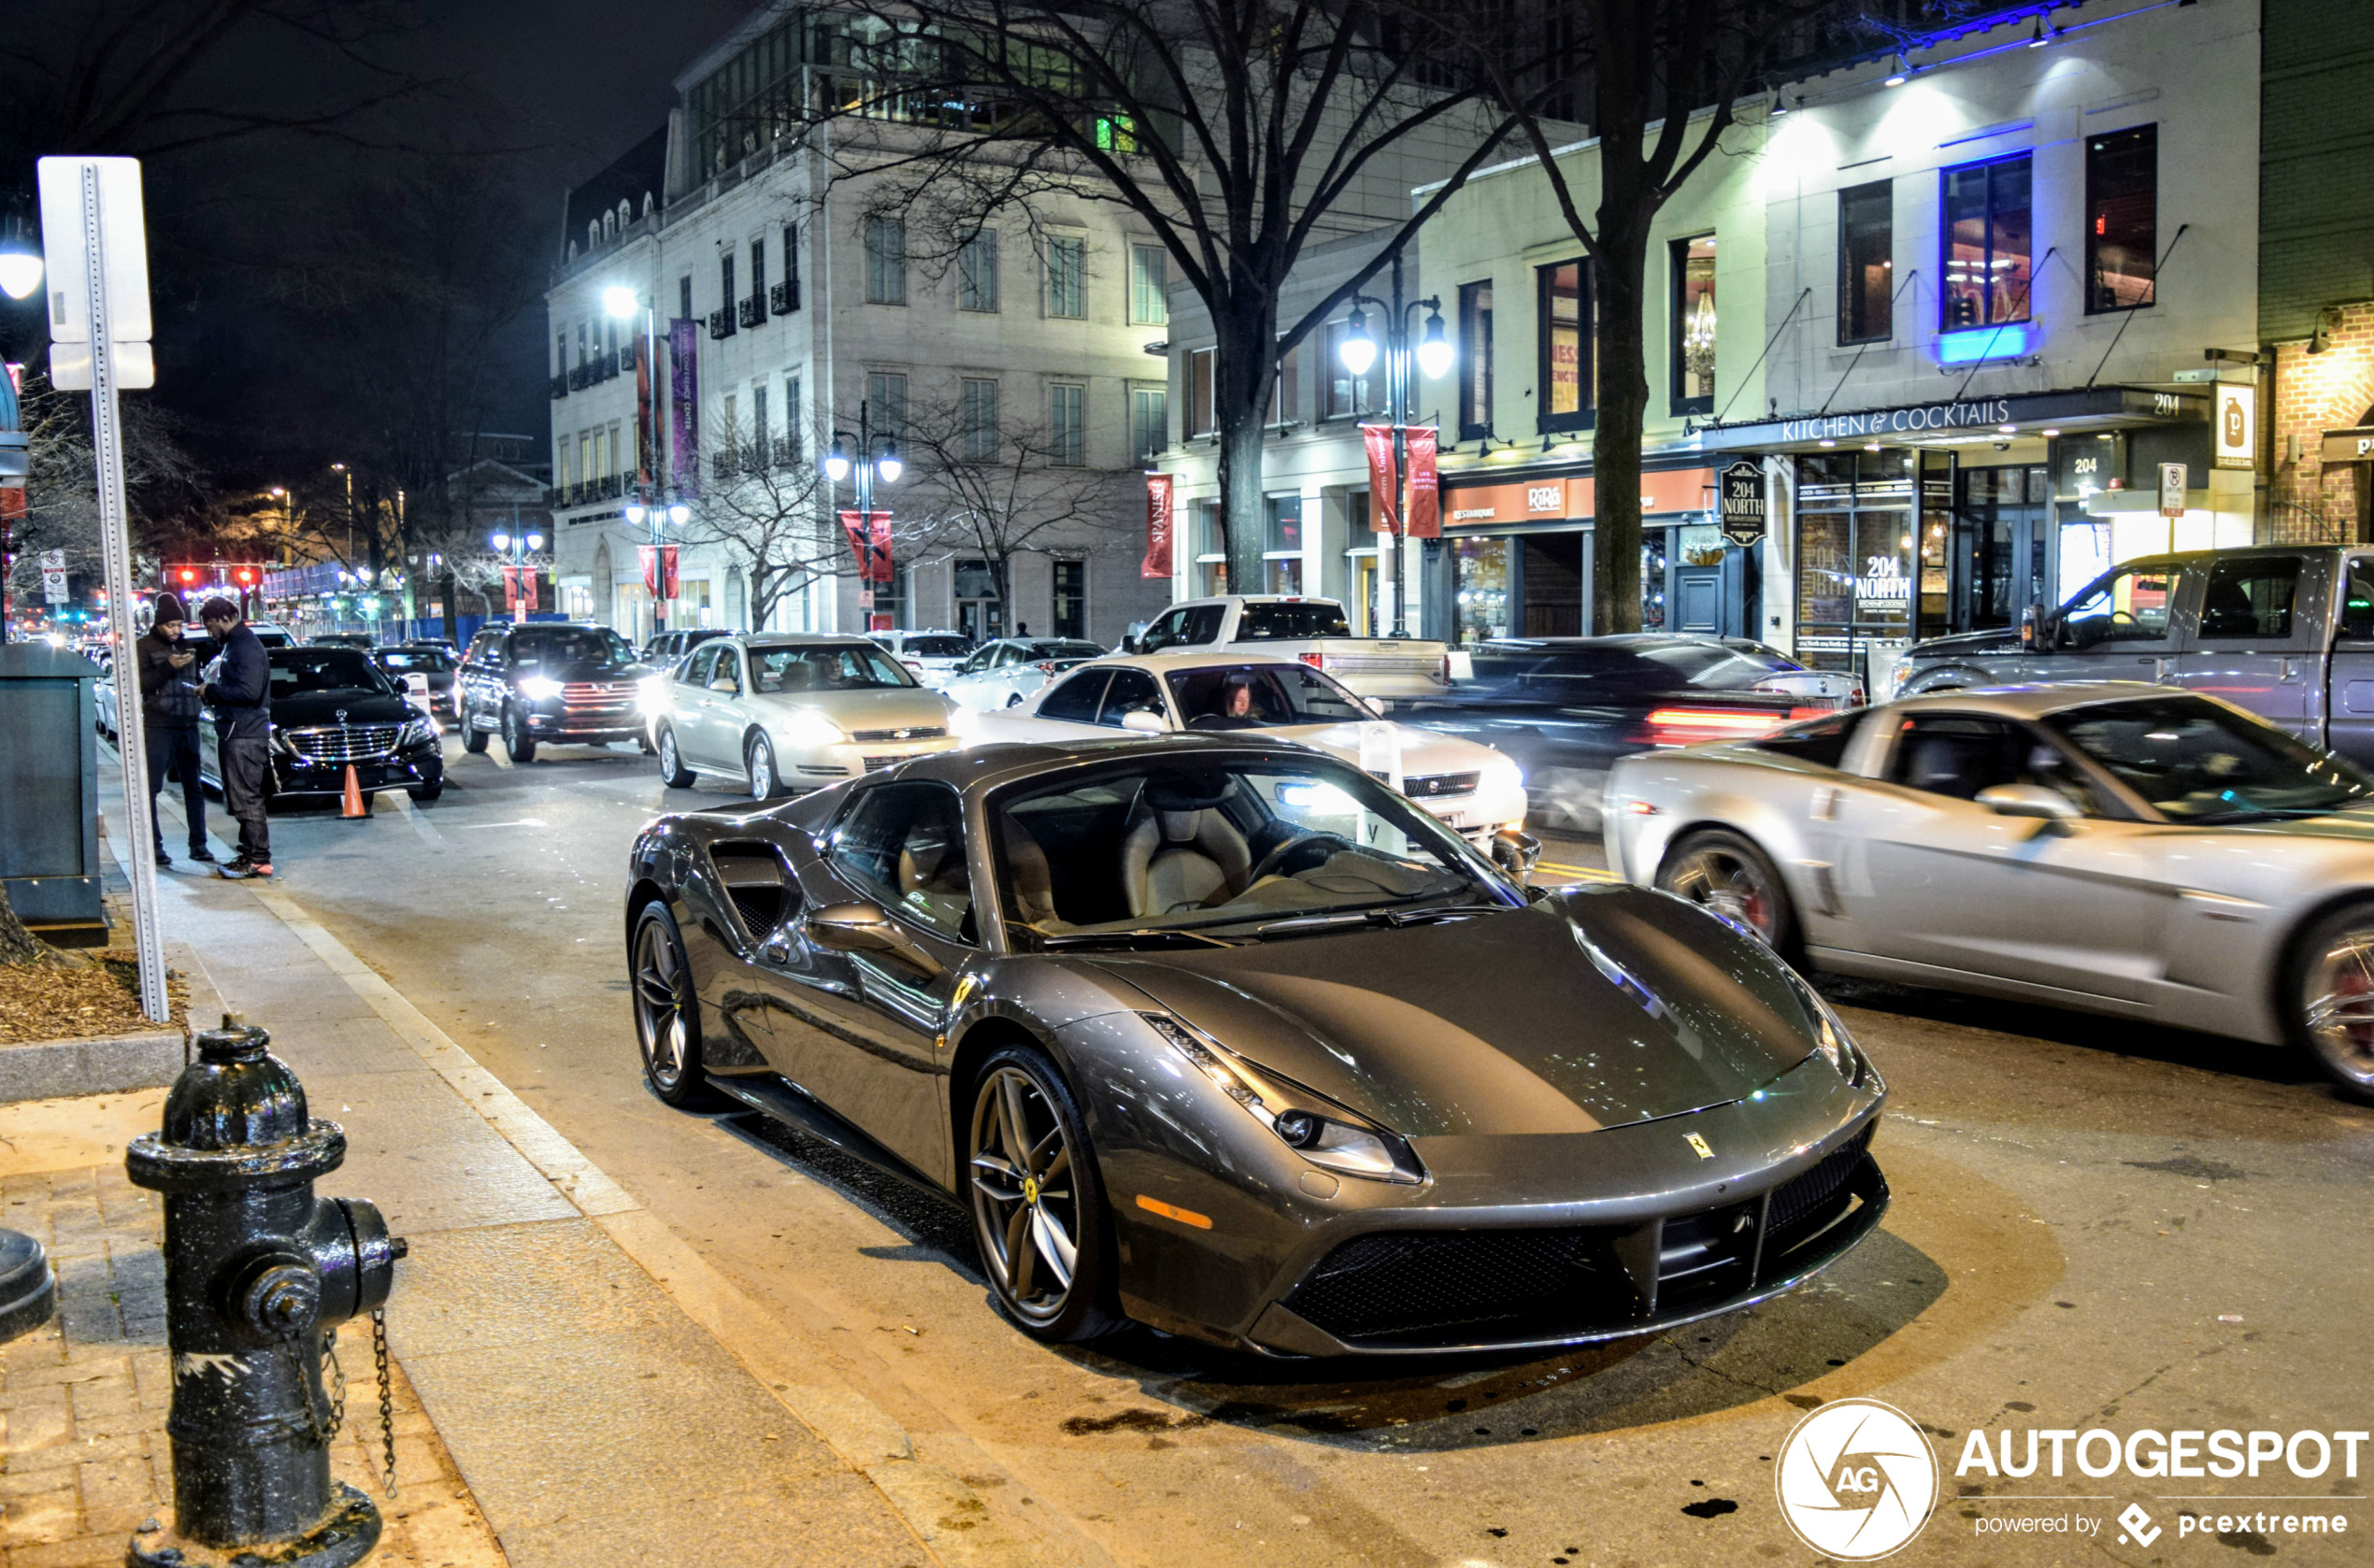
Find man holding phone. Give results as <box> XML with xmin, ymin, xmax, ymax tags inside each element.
<box><xmin>197</xmin><ymin>595</ymin><xmax>272</xmax><ymax>877</ymax></box>
<box><xmin>133</xmin><ymin>592</ymin><xmax>212</xmax><ymax>866</ymax></box>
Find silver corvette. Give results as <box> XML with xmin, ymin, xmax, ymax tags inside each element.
<box><xmin>1605</xmin><ymin>681</ymin><xmax>2374</xmax><ymax>1096</ymax></box>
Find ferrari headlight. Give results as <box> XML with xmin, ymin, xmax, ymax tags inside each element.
<box><xmin>517</xmin><ymin>675</ymin><xmax>565</xmax><ymax>701</ymax></box>
<box><xmin>1142</xmin><ymin>1013</ymin><xmax>1423</xmax><ymax>1184</ymax></box>
<box><xmin>1792</xmin><ymin>976</ymin><xmax>1866</xmax><ymax>1086</ymax></box>
<box><xmin>775</xmin><ymin>708</ymin><xmax>848</xmax><ymax>749</ymax></box>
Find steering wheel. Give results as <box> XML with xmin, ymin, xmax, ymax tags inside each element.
<box><xmin>1236</xmin><ymin>830</ymin><xmax>1349</xmax><ymax>889</ymax></box>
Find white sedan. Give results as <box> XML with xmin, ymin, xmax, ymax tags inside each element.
<box><xmin>647</xmin><ymin>634</ymin><xmax>959</xmax><ymax>798</ymax></box>
<box><xmin>939</xmin><ymin>637</ymin><xmax>1109</xmax><ymax>711</ymax></box>
<box><xmin>971</xmin><ymin>651</ymin><xmax>1528</xmax><ymax>857</ymax></box>
<box><xmin>871</xmin><ymin>630</ymin><xmax>977</xmax><ymax>687</ymax></box>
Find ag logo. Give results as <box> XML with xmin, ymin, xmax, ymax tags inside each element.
<box><xmin>1775</xmin><ymin>1397</ymin><xmax>1938</xmax><ymax>1560</ymax></box>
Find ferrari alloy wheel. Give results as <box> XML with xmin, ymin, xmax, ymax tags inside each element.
<box><xmin>1658</xmin><ymin>829</ymin><xmax>1796</xmax><ymax>955</ymax></box>
<box><xmin>967</xmin><ymin>1048</ymin><xmax>1115</xmax><ymax>1343</ymax></box>
<box><xmin>746</xmin><ymin>734</ymin><xmax>781</xmax><ymax>800</ymax></box>
<box><xmin>656</xmin><ymin>726</ymin><xmax>694</xmax><ymax>788</ymax></box>
<box><xmin>631</xmin><ymin>905</ymin><xmax>720</xmax><ymax>1109</ymax></box>
<box><xmin>2293</xmin><ymin>905</ymin><xmax>2374</xmax><ymax>1099</ymax></box>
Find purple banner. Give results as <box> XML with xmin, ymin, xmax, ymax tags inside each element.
<box><xmin>668</xmin><ymin>318</ymin><xmax>699</xmax><ymax>496</ymax></box>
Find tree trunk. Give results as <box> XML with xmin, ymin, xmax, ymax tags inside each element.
<box><xmin>0</xmin><ymin>884</ymin><xmax>43</xmax><ymax>967</ymax></box>
<box><xmin>1591</xmin><ymin>233</ymin><xmax>1652</xmax><ymax>635</ymax></box>
<box><xmin>1213</xmin><ymin>304</ymin><xmax>1278</xmax><ymax>594</ymax></box>
<box><xmin>439</xmin><ymin>569</ymin><xmax>459</xmax><ymax>636</ymax></box>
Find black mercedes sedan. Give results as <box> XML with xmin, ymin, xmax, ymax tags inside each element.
<box><xmin>196</xmin><ymin>644</ymin><xmax>444</xmax><ymax>803</ymax></box>
<box><xmin>623</xmin><ymin>735</ymin><xmax>1886</xmax><ymax>1356</ymax></box>
<box><xmin>456</xmin><ymin>621</ymin><xmax>654</xmax><ymax>763</ymax></box>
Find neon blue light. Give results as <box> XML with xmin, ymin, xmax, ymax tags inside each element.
<box><xmin>1935</xmin><ymin>323</ymin><xmax>2033</xmax><ymax>364</ymax></box>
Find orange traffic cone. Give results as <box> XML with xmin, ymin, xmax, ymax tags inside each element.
<box><xmin>340</xmin><ymin>763</ymin><xmax>369</xmax><ymax>820</ymax></box>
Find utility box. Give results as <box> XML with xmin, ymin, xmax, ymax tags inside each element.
<box><xmin>0</xmin><ymin>643</ymin><xmax>106</xmax><ymax>942</ymax></box>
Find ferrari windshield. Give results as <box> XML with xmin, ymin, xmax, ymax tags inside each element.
<box><xmin>1165</xmin><ymin>663</ymin><xmax>1372</xmax><ymax>729</ymax></box>
<box><xmin>994</xmin><ymin>755</ymin><xmax>1508</xmax><ymax>945</ymax></box>
<box><xmin>750</xmin><ymin>643</ymin><xmax>914</xmax><ymax>691</ymax></box>
<box><xmin>2050</xmin><ymin>694</ymin><xmax>2374</xmax><ymax>822</ymax></box>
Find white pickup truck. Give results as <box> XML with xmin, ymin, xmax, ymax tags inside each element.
<box><xmin>1128</xmin><ymin>595</ymin><xmax>1451</xmax><ymax>699</ymax></box>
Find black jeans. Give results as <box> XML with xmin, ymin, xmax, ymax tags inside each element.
<box><xmin>218</xmin><ymin>734</ymin><xmax>273</xmax><ymax>864</ymax></box>
<box><xmin>145</xmin><ymin>724</ymin><xmax>207</xmax><ymax>855</ymax></box>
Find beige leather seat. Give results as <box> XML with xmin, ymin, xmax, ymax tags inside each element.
<box><xmin>1121</xmin><ymin>792</ymin><xmax>1251</xmax><ymax>917</ymax></box>
<box><xmin>1000</xmin><ymin>820</ymin><xmax>1063</xmax><ymax>929</ymax></box>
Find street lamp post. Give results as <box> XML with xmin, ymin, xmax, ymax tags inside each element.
<box><xmin>491</xmin><ymin>529</ymin><xmax>545</xmax><ymax>624</ymax></box>
<box><xmin>1337</xmin><ymin>251</ymin><xmax>1452</xmax><ymax>638</ymax></box>
<box><xmin>606</xmin><ymin>286</ymin><xmax>686</xmax><ymax>643</ymax></box>
<box><xmin>823</xmin><ymin>400</ymin><xmax>902</xmax><ymax>633</ymax></box>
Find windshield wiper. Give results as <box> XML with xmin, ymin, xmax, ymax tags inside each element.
<box><xmin>1039</xmin><ymin>928</ymin><xmax>1241</xmax><ymax>950</ymax></box>
<box><xmin>1247</xmin><ymin>901</ymin><xmax>1509</xmax><ymax>938</ymax></box>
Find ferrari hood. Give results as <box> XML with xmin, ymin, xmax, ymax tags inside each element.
<box><xmin>1093</xmin><ymin>885</ymin><xmax>1821</xmax><ymax>1136</ymax></box>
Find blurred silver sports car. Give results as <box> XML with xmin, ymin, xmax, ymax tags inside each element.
<box><xmin>1606</xmin><ymin>681</ymin><xmax>2374</xmax><ymax>1097</ymax></box>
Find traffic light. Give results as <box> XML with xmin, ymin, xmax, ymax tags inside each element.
<box><xmin>233</xmin><ymin>567</ymin><xmax>255</xmax><ymax>587</ymax></box>
<box><xmin>176</xmin><ymin>567</ymin><xmax>197</xmax><ymax>586</ymax></box>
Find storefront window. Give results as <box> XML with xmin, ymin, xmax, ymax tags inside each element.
<box><xmin>1452</xmin><ymin>536</ymin><xmax>1510</xmax><ymax>644</ymax></box>
<box><xmin>1795</xmin><ymin>450</ymin><xmax>1913</xmax><ymax>670</ymax></box>
<box><xmin>1536</xmin><ymin>260</ymin><xmax>1592</xmax><ymax>434</ymax></box>
<box><xmin>1670</xmin><ymin>237</ymin><xmax>1716</xmax><ymax>416</ymax></box>
<box><xmin>1942</xmin><ymin>154</ymin><xmax>2032</xmax><ymax>330</ymax></box>
<box><xmin>2085</xmin><ymin>125</ymin><xmax>2156</xmax><ymax>312</ymax></box>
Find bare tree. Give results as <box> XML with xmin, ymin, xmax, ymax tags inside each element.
<box><xmin>800</xmin><ymin>0</ymin><xmax>1563</xmax><ymax>590</ymax></box>
<box><xmin>894</xmin><ymin>392</ymin><xmax>1141</xmax><ymax>627</ymax></box>
<box><xmin>5</xmin><ymin>371</ymin><xmax>199</xmax><ymax>621</ymax></box>
<box><xmin>674</xmin><ymin>422</ymin><xmax>851</xmax><ymax>632</ymax></box>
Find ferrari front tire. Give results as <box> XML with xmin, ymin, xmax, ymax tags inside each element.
<box><xmin>966</xmin><ymin>1045</ymin><xmax>1119</xmax><ymax>1344</ymax></box>
<box><xmin>630</xmin><ymin>903</ymin><xmax>722</xmax><ymax>1110</ymax></box>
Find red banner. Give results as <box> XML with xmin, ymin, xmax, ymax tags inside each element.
<box><xmin>1361</xmin><ymin>423</ymin><xmax>1398</xmax><ymax>535</ymax></box>
<box><xmin>838</xmin><ymin>510</ymin><xmax>893</xmax><ymax>585</ymax></box>
<box><xmin>637</xmin><ymin>545</ymin><xmax>680</xmax><ymax>597</ymax></box>
<box><xmin>1406</xmin><ymin>425</ymin><xmax>1440</xmax><ymax>538</ymax></box>
<box><xmin>502</xmin><ymin>565</ymin><xmax>540</xmax><ymax>615</ymax></box>
<box><xmin>1141</xmin><ymin>474</ymin><xmax>1174</xmax><ymax>578</ymax></box>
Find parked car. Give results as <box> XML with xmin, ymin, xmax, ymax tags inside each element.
<box><xmin>188</xmin><ymin>642</ymin><xmax>443</xmax><ymax>803</ymax></box>
<box><xmin>976</xmin><ymin>651</ymin><xmax>1529</xmax><ymax>862</ymax></box>
<box><xmin>1604</xmin><ymin>681</ymin><xmax>2374</xmax><ymax>1097</ymax></box>
<box><xmin>938</xmin><ymin>638</ymin><xmax>1108</xmax><ymax>710</ymax></box>
<box><xmin>1132</xmin><ymin>595</ymin><xmax>1452</xmax><ymax>699</ymax></box>
<box><xmin>92</xmin><ymin>650</ymin><xmax>118</xmax><ymax>738</ymax></box>
<box><xmin>872</xmin><ymin>629</ymin><xmax>976</xmax><ymax>686</ymax></box>
<box><xmin>455</xmin><ymin>622</ymin><xmax>654</xmax><ymax>763</ymax></box>
<box><xmin>1403</xmin><ymin>634</ymin><xmax>1848</xmax><ymax>832</ymax></box>
<box><xmin>372</xmin><ymin>644</ymin><xmax>459</xmax><ymax>717</ymax></box>
<box><xmin>623</xmin><ymin>737</ymin><xmax>1887</xmax><ymax>1351</ymax></box>
<box><xmin>307</xmin><ymin>632</ymin><xmax>377</xmax><ymax>651</ymax></box>
<box><xmin>639</xmin><ymin>628</ymin><xmax>731</xmax><ymax>670</ymax></box>
<box><xmin>1895</xmin><ymin>545</ymin><xmax>2374</xmax><ymax>771</ymax></box>
<box><xmin>646</xmin><ymin>634</ymin><xmax>959</xmax><ymax>798</ymax></box>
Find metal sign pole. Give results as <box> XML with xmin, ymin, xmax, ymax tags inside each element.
<box><xmin>79</xmin><ymin>164</ymin><xmax>168</xmax><ymax>1022</ymax></box>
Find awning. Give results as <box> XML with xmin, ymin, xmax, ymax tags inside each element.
<box><xmin>1694</xmin><ymin>386</ymin><xmax>2203</xmax><ymax>453</ymax></box>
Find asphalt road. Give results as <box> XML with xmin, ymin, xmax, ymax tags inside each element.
<box><xmin>197</xmin><ymin>736</ymin><xmax>2374</xmax><ymax>1567</ymax></box>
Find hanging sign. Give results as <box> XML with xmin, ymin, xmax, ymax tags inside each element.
<box><xmin>838</xmin><ymin>510</ymin><xmax>893</xmax><ymax>584</ymax></box>
<box><xmin>2214</xmin><ymin>383</ymin><xmax>2256</xmax><ymax>471</ymax></box>
<box><xmin>1405</xmin><ymin>427</ymin><xmax>1439</xmax><ymax>538</ymax></box>
<box><xmin>1142</xmin><ymin>474</ymin><xmax>1174</xmax><ymax>578</ymax></box>
<box><xmin>1719</xmin><ymin>459</ymin><xmax>1767</xmax><ymax>547</ymax></box>
<box><xmin>1361</xmin><ymin>424</ymin><xmax>1399</xmax><ymax>535</ymax></box>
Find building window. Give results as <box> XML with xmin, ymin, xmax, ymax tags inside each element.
<box><xmin>1186</xmin><ymin>348</ymin><xmax>1214</xmax><ymax>437</ymax></box>
<box><xmin>576</xmin><ymin>321</ymin><xmax>588</xmax><ymax>366</ymax></box>
<box><xmin>781</xmin><ymin>374</ymin><xmax>802</xmax><ymax>463</ymax></box>
<box><xmin>1264</xmin><ymin>493</ymin><xmax>1303</xmax><ymax>593</ymax></box>
<box><xmin>865</xmin><ymin>216</ymin><xmax>908</xmax><ymax>306</ymax></box>
<box><xmin>1052</xmin><ymin>560</ymin><xmax>1087</xmax><ymax>638</ymax></box>
<box><xmin>679</xmin><ymin>275</ymin><xmax>693</xmax><ymax>321</ymax></box>
<box><xmin>1537</xmin><ymin>259</ymin><xmax>1592</xmax><ymax>433</ymax></box>
<box><xmin>721</xmin><ymin>393</ymin><xmax>737</xmax><ymax>455</ymax></box>
<box><xmin>1129</xmin><ymin>244</ymin><xmax>1167</xmax><ymax>325</ymax></box>
<box><xmin>557</xmin><ymin>435</ymin><xmax>574</xmax><ymax>490</ymax></box>
<box><xmin>751</xmin><ymin>383</ymin><xmax>769</xmax><ymax>466</ymax></box>
<box><xmin>1130</xmin><ymin>386</ymin><xmax>1167</xmax><ymax>463</ymax></box>
<box><xmin>1942</xmin><ymin>154</ymin><xmax>2031</xmax><ymax>330</ymax></box>
<box><xmin>1267</xmin><ymin>339</ymin><xmax>1300</xmax><ymax>425</ymax></box>
<box><xmin>1049</xmin><ymin>383</ymin><xmax>1085</xmax><ymax>465</ymax></box>
<box><xmin>1670</xmin><ymin>235</ymin><xmax>1717</xmax><ymax>416</ymax></box>
<box><xmin>1838</xmin><ymin>180</ymin><xmax>1893</xmax><ymax>345</ymax></box>
<box><xmin>781</xmin><ymin>222</ymin><xmax>800</xmax><ymax>309</ymax></box>
<box><xmin>2086</xmin><ymin>125</ymin><xmax>2156</xmax><ymax>313</ymax></box>
<box><xmin>719</xmin><ymin>253</ymin><xmax>736</xmax><ymax>318</ymax></box>
<box><xmin>1457</xmin><ymin>281</ymin><xmax>1493</xmax><ymax>440</ymax></box>
<box><xmin>867</xmin><ymin>371</ymin><xmax>908</xmax><ymax>435</ymax></box>
<box><xmin>958</xmin><ymin>231</ymin><xmax>999</xmax><ymax>312</ymax></box>
<box><xmin>960</xmin><ymin>378</ymin><xmax>999</xmax><ymax>461</ymax></box>
<box><xmin>1322</xmin><ymin>321</ymin><xmax>1375</xmax><ymax>419</ymax></box>
<box><xmin>1046</xmin><ymin>235</ymin><xmax>1086</xmax><ymax>319</ymax></box>
<box><xmin>554</xmin><ymin>331</ymin><xmax>567</xmax><ymax>375</ymax></box>
<box><xmin>750</xmin><ymin>237</ymin><xmax>765</xmax><ymax>301</ymax></box>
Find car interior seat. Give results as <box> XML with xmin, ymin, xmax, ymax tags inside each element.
<box><xmin>1121</xmin><ymin>774</ymin><xmax>1253</xmax><ymax>916</ymax></box>
<box><xmin>1902</xmin><ymin>734</ymin><xmax>1999</xmax><ymax>799</ymax></box>
<box><xmin>1000</xmin><ymin>820</ymin><xmax>1063</xmax><ymax>929</ymax></box>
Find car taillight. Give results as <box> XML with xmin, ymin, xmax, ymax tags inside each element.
<box><xmin>1788</xmin><ymin>706</ymin><xmax>1828</xmax><ymax>721</ymax></box>
<box><xmin>1035</xmin><ymin>661</ymin><xmax>1058</xmax><ymax>674</ymax></box>
<box><xmin>1437</xmin><ymin>652</ymin><xmax>1452</xmax><ymax>683</ymax></box>
<box><xmin>1642</xmin><ymin>707</ymin><xmax>1796</xmax><ymax>746</ymax></box>
<box><xmin>1298</xmin><ymin>650</ymin><xmax>1326</xmax><ymax>669</ymax></box>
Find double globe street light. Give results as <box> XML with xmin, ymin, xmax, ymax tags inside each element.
<box><xmin>1336</xmin><ymin>255</ymin><xmax>1452</xmax><ymax>637</ymax></box>
<box><xmin>492</xmin><ymin>529</ymin><xmax>544</xmax><ymax>623</ymax></box>
<box><xmin>823</xmin><ymin>401</ymin><xmax>901</xmax><ymax>630</ymax></box>
<box><xmin>603</xmin><ymin>285</ymin><xmax>690</xmax><ymax>634</ymax></box>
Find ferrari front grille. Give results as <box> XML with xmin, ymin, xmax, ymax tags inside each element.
<box><xmin>1766</xmin><ymin>1125</ymin><xmax>1873</xmax><ymax>1246</ymax></box>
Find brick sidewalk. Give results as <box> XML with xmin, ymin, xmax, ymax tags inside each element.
<box><xmin>0</xmin><ymin>1098</ymin><xmax>507</xmax><ymax>1568</ymax></box>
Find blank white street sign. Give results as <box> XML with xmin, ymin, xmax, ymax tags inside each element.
<box><xmin>36</xmin><ymin>157</ymin><xmax>154</xmax><ymax>391</ymax></box>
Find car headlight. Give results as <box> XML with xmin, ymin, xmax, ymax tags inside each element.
<box><xmin>636</xmin><ymin>675</ymin><xmax>672</xmax><ymax>715</ymax></box>
<box><xmin>1484</xmin><ymin>750</ymin><xmax>1524</xmax><ymax>790</ymax></box>
<box><xmin>397</xmin><ymin>718</ymin><xmax>437</xmax><ymax>748</ymax></box>
<box><xmin>1791</xmin><ymin>975</ymin><xmax>1868</xmax><ymax>1086</ymax></box>
<box><xmin>775</xmin><ymin>708</ymin><xmax>847</xmax><ymax>748</ymax></box>
<box><xmin>517</xmin><ymin>676</ymin><xmax>565</xmax><ymax>701</ymax></box>
<box><xmin>1142</xmin><ymin>1013</ymin><xmax>1423</xmax><ymax>1184</ymax></box>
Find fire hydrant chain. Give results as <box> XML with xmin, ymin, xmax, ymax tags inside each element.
<box><xmin>372</xmin><ymin>1307</ymin><xmax>398</xmax><ymax>1499</ymax></box>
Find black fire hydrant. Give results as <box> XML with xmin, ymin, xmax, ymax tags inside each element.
<box><xmin>125</xmin><ymin>1020</ymin><xmax>404</xmax><ymax>1568</ymax></box>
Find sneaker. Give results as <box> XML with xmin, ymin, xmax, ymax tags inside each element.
<box><xmin>218</xmin><ymin>859</ymin><xmax>257</xmax><ymax>879</ymax></box>
<box><xmin>250</xmin><ymin>862</ymin><xmax>275</xmax><ymax>878</ymax></box>
<box><xmin>186</xmin><ymin>846</ymin><xmax>216</xmax><ymax>863</ymax></box>
<box><xmin>155</xmin><ymin>848</ymin><xmax>173</xmax><ymax>867</ymax></box>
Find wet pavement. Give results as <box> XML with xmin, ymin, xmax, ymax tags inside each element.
<box><xmin>127</xmin><ymin>734</ymin><xmax>2374</xmax><ymax>1567</ymax></box>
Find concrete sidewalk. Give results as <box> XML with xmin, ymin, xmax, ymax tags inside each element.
<box><xmin>89</xmin><ymin>767</ymin><xmax>1043</xmax><ymax>1568</ymax></box>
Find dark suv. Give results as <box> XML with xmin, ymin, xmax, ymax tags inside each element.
<box><xmin>456</xmin><ymin>622</ymin><xmax>653</xmax><ymax>763</ymax></box>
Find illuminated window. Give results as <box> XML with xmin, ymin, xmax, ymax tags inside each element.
<box><xmin>1941</xmin><ymin>155</ymin><xmax>2031</xmax><ymax>330</ymax></box>
<box><xmin>1185</xmin><ymin>348</ymin><xmax>1214</xmax><ymax>437</ymax></box>
<box><xmin>1669</xmin><ymin>235</ymin><xmax>1717</xmax><ymax>416</ymax></box>
<box><xmin>2085</xmin><ymin>126</ymin><xmax>2156</xmax><ymax>313</ymax></box>
<box><xmin>1536</xmin><ymin>259</ymin><xmax>1592</xmax><ymax>434</ymax></box>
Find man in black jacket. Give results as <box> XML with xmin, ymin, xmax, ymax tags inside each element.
<box><xmin>133</xmin><ymin>592</ymin><xmax>212</xmax><ymax>866</ymax></box>
<box><xmin>197</xmin><ymin>596</ymin><xmax>273</xmax><ymax>877</ymax></box>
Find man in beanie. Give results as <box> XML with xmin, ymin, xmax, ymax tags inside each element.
<box><xmin>197</xmin><ymin>595</ymin><xmax>273</xmax><ymax>877</ymax></box>
<box><xmin>133</xmin><ymin>592</ymin><xmax>212</xmax><ymax>865</ymax></box>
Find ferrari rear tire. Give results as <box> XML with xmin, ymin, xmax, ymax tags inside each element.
<box><xmin>630</xmin><ymin>903</ymin><xmax>723</xmax><ymax>1110</ymax></box>
<box><xmin>965</xmin><ymin>1045</ymin><xmax>1119</xmax><ymax>1344</ymax></box>
<box><xmin>1657</xmin><ymin>829</ymin><xmax>1799</xmax><ymax>960</ymax></box>
<box><xmin>655</xmin><ymin>725</ymin><xmax>695</xmax><ymax>788</ymax></box>
<box><xmin>2288</xmin><ymin>902</ymin><xmax>2374</xmax><ymax>1100</ymax></box>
